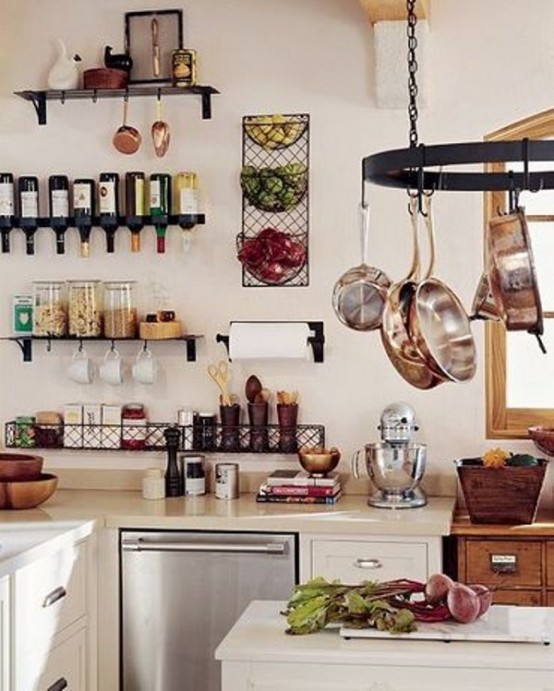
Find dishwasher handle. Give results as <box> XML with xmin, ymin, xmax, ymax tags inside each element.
<box><xmin>121</xmin><ymin>538</ymin><xmax>288</xmax><ymax>555</ymax></box>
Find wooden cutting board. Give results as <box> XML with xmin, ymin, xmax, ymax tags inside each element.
<box><xmin>340</xmin><ymin>605</ymin><xmax>551</xmax><ymax>644</ymax></box>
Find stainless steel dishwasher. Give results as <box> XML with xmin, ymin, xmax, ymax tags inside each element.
<box><xmin>120</xmin><ymin>529</ymin><xmax>297</xmax><ymax>691</ymax></box>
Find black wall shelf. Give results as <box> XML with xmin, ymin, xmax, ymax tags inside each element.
<box><xmin>2</xmin><ymin>335</ymin><xmax>203</xmax><ymax>363</ymax></box>
<box><xmin>14</xmin><ymin>85</ymin><xmax>220</xmax><ymax>125</ymax></box>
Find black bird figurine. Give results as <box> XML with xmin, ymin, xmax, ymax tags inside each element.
<box><xmin>104</xmin><ymin>46</ymin><xmax>133</xmax><ymax>73</ymax></box>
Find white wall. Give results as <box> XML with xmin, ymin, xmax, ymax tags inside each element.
<box><xmin>1</xmin><ymin>0</ymin><xmax>553</xmax><ymax>500</ymax></box>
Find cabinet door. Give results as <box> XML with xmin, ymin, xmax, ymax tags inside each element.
<box><xmin>13</xmin><ymin>541</ymin><xmax>87</xmax><ymax>690</ymax></box>
<box><xmin>36</xmin><ymin>627</ymin><xmax>87</xmax><ymax>691</ymax></box>
<box><xmin>0</xmin><ymin>576</ymin><xmax>9</xmax><ymax>691</ymax></box>
<box><xmin>310</xmin><ymin>539</ymin><xmax>429</xmax><ymax>583</ymax></box>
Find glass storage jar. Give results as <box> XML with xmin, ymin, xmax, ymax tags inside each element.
<box><xmin>32</xmin><ymin>280</ymin><xmax>67</xmax><ymax>336</ymax></box>
<box><xmin>104</xmin><ymin>280</ymin><xmax>138</xmax><ymax>338</ymax></box>
<box><xmin>67</xmin><ymin>280</ymin><xmax>103</xmax><ymax>337</ymax></box>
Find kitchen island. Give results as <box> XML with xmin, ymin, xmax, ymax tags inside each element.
<box><xmin>216</xmin><ymin>600</ymin><xmax>554</xmax><ymax>690</ymax></box>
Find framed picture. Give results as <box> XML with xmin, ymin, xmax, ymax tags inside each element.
<box><xmin>125</xmin><ymin>9</ymin><xmax>184</xmax><ymax>84</ymax></box>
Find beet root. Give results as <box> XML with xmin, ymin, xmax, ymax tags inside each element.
<box><xmin>424</xmin><ymin>573</ymin><xmax>455</xmax><ymax>605</ymax></box>
<box><xmin>446</xmin><ymin>582</ymin><xmax>481</xmax><ymax>624</ymax></box>
<box><xmin>469</xmin><ymin>584</ymin><xmax>493</xmax><ymax>616</ymax></box>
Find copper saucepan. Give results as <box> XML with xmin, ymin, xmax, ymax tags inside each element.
<box><xmin>470</xmin><ymin>271</ymin><xmax>502</xmax><ymax>322</ymax></box>
<box><xmin>487</xmin><ymin>206</ymin><xmax>543</xmax><ymax>338</ymax></box>
<box><xmin>380</xmin><ymin>196</ymin><xmax>445</xmax><ymax>390</ymax></box>
<box><xmin>409</xmin><ymin>196</ymin><xmax>477</xmax><ymax>384</ymax></box>
<box><xmin>332</xmin><ymin>203</ymin><xmax>391</xmax><ymax>332</ymax></box>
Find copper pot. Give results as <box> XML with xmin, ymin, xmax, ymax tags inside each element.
<box><xmin>487</xmin><ymin>207</ymin><xmax>543</xmax><ymax>336</ymax></box>
<box><xmin>380</xmin><ymin>197</ymin><xmax>445</xmax><ymax>389</ymax></box>
<box><xmin>409</xmin><ymin>196</ymin><xmax>477</xmax><ymax>384</ymax></box>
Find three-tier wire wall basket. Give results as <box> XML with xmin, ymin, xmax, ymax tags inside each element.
<box><xmin>238</xmin><ymin>113</ymin><xmax>310</xmax><ymax>287</ymax></box>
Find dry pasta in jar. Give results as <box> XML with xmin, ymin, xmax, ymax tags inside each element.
<box><xmin>67</xmin><ymin>280</ymin><xmax>103</xmax><ymax>337</ymax></box>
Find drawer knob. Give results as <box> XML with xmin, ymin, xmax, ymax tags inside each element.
<box><xmin>47</xmin><ymin>677</ymin><xmax>68</xmax><ymax>691</ymax></box>
<box><xmin>354</xmin><ymin>558</ymin><xmax>383</xmax><ymax>569</ymax></box>
<box><xmin>42</xmin><ymin>585</ymin><xmax>67</xmax><ymax>608</ymax></box>
<box><xmin>490</xmin><ymin>554</ymin><xmax>517</xmax><ymax>574</ymax></box>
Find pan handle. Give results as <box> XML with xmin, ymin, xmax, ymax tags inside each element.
<box><xmin>351</xmin><ymin>448</ymin><xmax>362</xmax><ymax>479</ymax></box>
<box><xmin>406</xmin><ymin>195</ymin><xmax>421</xmax><ymax>282</ymax></box>
<box><xmin>359</xmin><ymin>202</ymin><xmax>371</xmax><ymax>265</ymax></box>
<box><xmin>421</xmin><ymin>194</ymin><xmax>436</xmax><ymax>279</ymax></box>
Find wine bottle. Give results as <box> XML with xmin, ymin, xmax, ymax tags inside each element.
<box><xmin>150</xmin><ymin>173</ymin><xmax>171</xmax><ymax>253</ymax></box>
<box><xmin>73</xmin><ymin>178</ymin><xmax>95</xmax><ymax>258</ymax></box>
<box><xmin>125</xmin><ymin>172</ymin><xmax>145</xmax><ymax>252</ymax></box>
<box><xmin>99</xmin><ymin>172</ymin><xmax>120</xmax><ymax>252</ymax></box>
<box><xmin>18</xmin><ymin>176</ymin><xmax>39</xmax><ymax>255</ymax></box>
<box><xmin>49</xmin><ymin>174</ymin><xmax>69</xmax><ymax>254</ymax></box>
<box><xmin>0</xmin><ymin>173</ymin><xmax>15</xmax><ymax>253</ymax></box>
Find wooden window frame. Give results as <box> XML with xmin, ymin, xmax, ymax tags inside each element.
<box><xmin>486</xmin><ymin>107</ymin><xmax>554</xmax><ymax>438</ymax></box>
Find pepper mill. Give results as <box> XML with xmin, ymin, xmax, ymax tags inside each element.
<box><xmin>163</xmin><ymin>426</ymin><xmax>182</xmax><ymax>497</ymax></box>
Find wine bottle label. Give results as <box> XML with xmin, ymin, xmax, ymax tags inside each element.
<box><xmin>51</xmin><ymin>189</ymin><xmax>69</xmax><ymax>217</ymax></box>
<box><xmin>150</xmin><ymin>179</ymin><xmax>161</xmax><ymax>210</ymax></box>
<box><xmin>0</xmin><ymin>183</ymin><xmax>14</xmax><ymax>216</ymax></box>
<box><xmin>134</xmin><ymin>178</ymin><xmax>145</xmax><ymax>215</ymax></box>
<box><xmin>99</xmin><ymin>181</ymin><xmax>117</xmax><ymax>214</ymax></box>
<box><xmin>20</xmin><ymin>191</ymin><xmax>38</xmax><ymax>218</ymax></box>
<box><xmin>179</xmin><ymin>189</ymin><xmax>198</xmax><ymax>215</ymax></box>
<box><xmin>74</xmin><ymin>183</ymin><xmax>92</xmax><ymax>212</ymax></box>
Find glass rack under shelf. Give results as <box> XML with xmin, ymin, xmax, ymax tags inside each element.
<box><xmin>4</xmin><ymin>421</ymin><xmax>325</xmax><ymax>454</ymax></box>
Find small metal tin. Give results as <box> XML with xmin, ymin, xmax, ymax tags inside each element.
<box><xmin>215</xmin><ymin>462</ymin><xmax>239</xmax><ymax>500</ymax></box>
<box><xmin>171</xmin><ymin>48</ymin><xmax>197</xmax><ymax>87</ymax></box>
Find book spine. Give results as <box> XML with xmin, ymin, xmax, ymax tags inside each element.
<box><xmin>266</xmin><ymin>476</ymin><xmax>337</xmax><ymax>488</ymax></box>
<box><xmin>268</xmin><ymin>484</ymin><xmax>339</xmax><ymax>497</ymax></box>
<box><xmin>256</xmin><ymin>493</ymin><xmax>341</xmax><ymax>505</ymax></box>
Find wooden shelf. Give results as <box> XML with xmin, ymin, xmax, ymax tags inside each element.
<box><xmin>359</xmin><ymin>0</ymin><xmax>428</xmax><ymax>23</ymax></box>
<box><xmin>14</xmin><ymin>84</ymin><xmax>220</xmax><ymax>125</ymax></box>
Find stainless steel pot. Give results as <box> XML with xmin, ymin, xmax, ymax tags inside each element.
<box><xmin>332</xmin><ymin>203</ymin><xmax>391</xmax><ymax>331</ymax></box>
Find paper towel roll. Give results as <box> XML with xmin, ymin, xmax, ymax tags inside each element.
<box><xmin>229</xmin><ymin>322</ymin><xmax>311</xmax><ymax>360</ymax></box>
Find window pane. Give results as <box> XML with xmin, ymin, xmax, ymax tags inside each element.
<box><xmin>506</xmin><ymin>322</ymin><xmax>554</xmax><ymax>407</ymax></box>
<box><xmin>528</xmin><ymin>221</ymin><xmax>554</xmax><ymax>311</ymax></box>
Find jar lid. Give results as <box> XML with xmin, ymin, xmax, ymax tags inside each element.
<box><xmin>123</xmin><ymin>403</ymin><xmax>145</xmax><ymax>411</ymax></box>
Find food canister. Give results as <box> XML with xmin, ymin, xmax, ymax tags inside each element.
<box><xmin>33</xmin><ymin>280</ymin><xmax>68</xmax><ymax>337</ymax></box>
<box><xmin>171</xmin><ymin>48</ymin><xmax>197</xmax><ymax>87</ymax></box>
<box><xmin>180</xmin><ymin>454</ymin><xmax>206</xmax><ymax>496</ymax></box>
<box><xmin>67</xmin><ymin>279</ymin><xmax>103</xmax><ymax>337</ymax></box>
<box><xmin>215</xmin><ymin>462</ymin><xmax>239</xmax><ymax>500</ymax></box>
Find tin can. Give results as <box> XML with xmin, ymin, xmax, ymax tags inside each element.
<box><xmin>178</xmin><ymin>408</ymin><xmax>196</xmax><ymax>450</ymax></box>
<box><xmin>14</xmin><ymin>416</ymin><xmax>36</xmax><ymax>448</ymax></box>
<box><xmin>171</xmin><ymin>49</ymin><xmax>197</xmax><ymax>87</ymax></box>
<box><xmin>180</xmin><ymin>454</ymin><xmax>206</xmax><ymax>496</ymax></box>
<box><xmin>215</xmin><ymin>462</ymin><xmax>239</xmax><ymax>500</ymax></box>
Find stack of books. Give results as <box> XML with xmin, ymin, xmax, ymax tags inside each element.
<box><xmin>256</xmin><ymin>469</ymin><xmax>342</xmax><ymax>504</ymax></box>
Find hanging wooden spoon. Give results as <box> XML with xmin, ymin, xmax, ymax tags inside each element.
<box><xmin>151</xmin><ymin>93</ymin><xmax>170</xmax><ymax>157</ymax></box>
<box><xmin>113</xmin><ymin>98</ymin><xmax>142</xmax><ymax>155</ymax></box>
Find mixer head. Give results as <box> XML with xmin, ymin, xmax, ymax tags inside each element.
<box><xmin>379</xmin><ymin>402</ymin><xmax>418</xmax><ymax>445</ymax></box>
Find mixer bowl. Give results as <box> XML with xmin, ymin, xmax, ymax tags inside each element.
<box><xmin>362</xmin><ymin>442</ymin><xmax>426</xmax><ymax>496</ymax></box>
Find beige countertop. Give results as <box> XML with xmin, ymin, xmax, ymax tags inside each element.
<box><xmin>0</xmin><ymin>490</ymin><xmax>456</xmax><ymax>536</ymax></box>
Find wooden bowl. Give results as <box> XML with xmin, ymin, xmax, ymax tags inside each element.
<box><xmin>0</xmin><ymin>473</ymin><xmax>58</xmax><ymax>510</ymax></box>
<box><xmin>528</xmin><ymin>426</ymin><xmax>554</xmax><ymax>456</ymax></box>
<box><xmin>298</xmin><ymin>447</ymin><xmax>341</xmax><ymax>477</ymax></box>
<box><xmin>83</xmin><ymin>68</ymin><xmax>128</xmax><ymax>90</ymax></box>
<box><xmin>0</xmin><ymin>453</ymin><xmax>43</xmax><ymax>481</ymax></box>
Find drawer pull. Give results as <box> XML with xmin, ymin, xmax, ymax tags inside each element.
<box><xmin>47</xmin><ymin>677</ymin><xmax>68</xmax><ymax>691</ymax></box>
<box><xmin>354</xmin><ymin>558</ymin><xmax>383</xmax><ymax>569</ymax></box>
<box><xmin>490</xmin><ymin>554</ymin><xmax>517</xmax><ymax>573</ymax></box>
<box><xmin>42</xmin><ymin>585</ymin><xmax>67</xmax><ymax>608</ymax></box>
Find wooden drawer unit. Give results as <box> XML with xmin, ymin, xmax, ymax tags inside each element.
<box><xmin>465</xmin><ymin>539</ymin><xmax>542</xmax><ymax>587</ymax></box>
<box><xmin>453</xmin><ymin>522</ymin><xmax>554</xmax><ymax>607</ymax></box>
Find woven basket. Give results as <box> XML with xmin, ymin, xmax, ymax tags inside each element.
<box><xmin>83</xmin><ymin>68</ymin><xmax>128</xmax><ymax>90</ymax></box>
<box><xmin>455</xmin><ymin>458</ymin><xmax>547</xmax><ymax>524</ymax></box>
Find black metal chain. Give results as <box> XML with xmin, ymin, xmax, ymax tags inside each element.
<box><xmin>407</xmin><ymin>0</ymin><xmax>419</xmax><ymax>148</ymax></box>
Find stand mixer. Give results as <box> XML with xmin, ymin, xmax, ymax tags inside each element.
<box><xmin>352</xmin><ymin>402</ymin><xmax>427</xmax><ymax>509</ymax></box>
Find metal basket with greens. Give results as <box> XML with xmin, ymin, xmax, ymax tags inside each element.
<box><xmin>240</xmin><ymin>163</ymin><xmax>308</xmax><ymax>212</ymax></box>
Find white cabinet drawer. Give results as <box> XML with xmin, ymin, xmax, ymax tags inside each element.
<box><xmin>36</xmin><ymin>627</ymin><xmax>87</xmax><ymax>691</ymax></box>
<box><xmin>13</xmin><ymin>541</ymin><xmax>86</xmax><ymax>663</ymax></box>
<box><xmin>310</xmin><ymin>539</ymin><xmax>429</xmax><ymax>583</ymax></box>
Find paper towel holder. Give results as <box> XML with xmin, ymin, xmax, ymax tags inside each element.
<box><xmin>215</xmin><ymin>320</ymin><xmax>325</xmax><ymax>363</ymax></box>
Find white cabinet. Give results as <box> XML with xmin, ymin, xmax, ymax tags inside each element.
<box><xmin>0</xmin><ymin>577</ymin><xmax>9</xmax><ymax>691</ymax></box>
<box><xmin>11</xmin><ymin>534</ymin><xmax>96</xmax><ymax>691</ymax></box>
<box><xmin>299</xmin><ymin>534</ymin><xmax>442</xmax><ymax>583</ymax></box>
